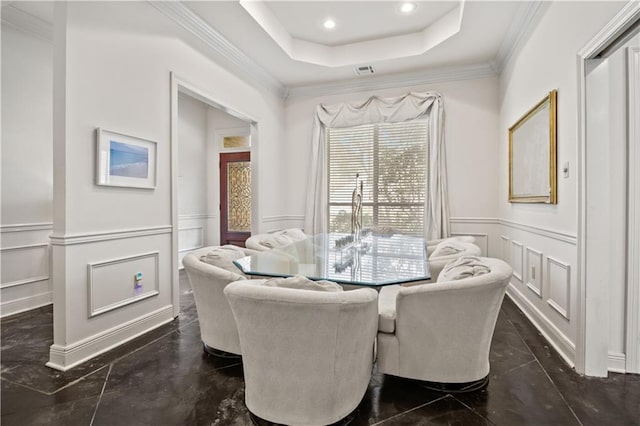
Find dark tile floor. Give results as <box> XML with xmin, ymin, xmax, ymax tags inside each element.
<box><xmin>2</xmin><ymin>272</ymin><xmax>639</xmax><ymax>425</ymax></box>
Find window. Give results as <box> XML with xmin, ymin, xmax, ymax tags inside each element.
<box><xmin>327</xmin><ymin>119</ymin><xmax>428</xmax><ymax>236</ymax></box>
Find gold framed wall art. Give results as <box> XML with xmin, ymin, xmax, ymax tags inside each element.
<box><xmin>509</xmin><ymin>90</ymin><xmax>557</xmax><ymax>204</ymax></box>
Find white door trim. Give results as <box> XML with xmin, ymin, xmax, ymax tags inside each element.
<box><xmin>169</xmin><ymin>72</ymin><xmax>260</xmax><ymax>317</ymax></box>
<box><xmin>627</xmin><ymin>45</ymin><xmax>640</xmax><ymax>374</ymax></box>
<box><xmin>576</xmin><ymin>1</ymin><xmax>640</xmax><ymax>376</ymax></box>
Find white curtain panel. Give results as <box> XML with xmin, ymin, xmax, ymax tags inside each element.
<box><xmin>304</xmin><ymin>91</ymin><xmax>450</xmax><ymax>239</ymax></box>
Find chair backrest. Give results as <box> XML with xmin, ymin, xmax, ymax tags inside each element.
<box><xmin>422</xmin><ymin>242</ymin><xmax>482</xmax><ymax>281</ymax></box>
<box><xmin>393</xmin><ymin>257</ymin><xmax>512</xmax><ymax>383</ymax></box>
<box><xmin>426</xmin><ymin>236</ymin><xmax>478</xmax><ymax>256</ymax></box>
<box><xmin>224</xmin><ymin>281</ymin><xmax>378</xmax><ymax>425</ymax></box>
<box><xmin>182</xmin><ymin>247</ymin><xmax>249</xmax><ymax>355</ymax></box>
<box><xmin>245</xmin><ymin>228</ymin><xmax>308</xmax><ymax>252</ymax></box>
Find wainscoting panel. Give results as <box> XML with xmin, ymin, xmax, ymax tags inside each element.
<box><xmin>526</xmin><ymin>247</ymin><xmax>543</xmax><ymax>298</ymax></box>
<box><xmin>178</xmin><ymin>226</ymin><xmax>204</xmax><ymax>253</ymax></box>
<box><xmin>0</xmin><ymin>243</ymin><xmax>49</xmax><ymax>287</ymax></box>
<box><xmin>178</xmin><ymin>214</ymin><xmax>216</xmax><ymax>269</ymax></box>
<box><xmin>48</xmin><ymin>228</ymin><xmax>173</xmax><ymax>370</ymax></box>
<box><xmin>88</xmin><ymin>252</ymin><xmax>160</xmax><ymax>317</ymax></box>
<box><xmin>547</xmin><ymin>256</ymin><xmax>571</xmax><ymax>320</ymax></box>
<box><xmin>501</xmin><ymin>235</ymin><xmax>511</xmax><ymax>263</ymax></box>
<box><xmin>1</xmin><ymin>224</ymin><xmax>52</xmax><ymax>317</ymax></box>
<box><xmin>499</xmin><ymin>219</ymin><xmax>577</xmax><ymax>368</ymax></box>
<box><xmin>511</xmin><ymin>241</ymin><xmax>524</xmax><ymax>281</ymax></box>
<box><xmin>452</xmin><ymin>232</ymin><xmax>488</xmax><ymax>256</ymax></box>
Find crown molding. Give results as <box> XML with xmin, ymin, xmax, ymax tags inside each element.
<box><xmin>494</xmin><ymin>0</ymin><xmax>548</xmax><ymax>74</ymax></box>
<box><xmin>286</xmin><ymin>62</ymin><xmax>497</xmax><ymax>100</ymax></box>
<box><xmin>1</xmin><ymin>4</ymin><xmax>52</xmax><ymax>42</ymax></box>
<box><xmin>240</xmin><ymin>0</ymin><xmax>465</xmax><ymax>68</ymax></box>
<box><xmin>148</xmin><ymin>1</ymin><xmax>286</xmax><ymax>99</ymax></box>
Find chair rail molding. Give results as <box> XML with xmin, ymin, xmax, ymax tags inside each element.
<box><xmin>49</xmin><ymin>225</ymin><xmax>172</xmax><ymax>246</ymax></box>
<box><xmin>0</xmin><ymin>222</ymin><xmax>53</xmax><ymax>233</ymax></box>
<box><xmin>576</xmin><ymin>0</ymin><xmax>640</xmax><ymax>377</ymax></box>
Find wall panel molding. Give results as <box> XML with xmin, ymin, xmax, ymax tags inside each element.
<box><xmin>47</xmin><ymin>305</ymin><xmax>173</xmax><ymax>371</ymax></box>
<box><xmin>506</xmin><ymin>284</ymin><xmax>576</xmax><ymax>368</ymax></box>
<box><xmin>178</xmin><ymin>213</ymin><xmax>217</xmax><ymax>220</ymax></box>
<box><xmin>0</xmin><ymin>223</ymin><xmax>53</xmax><ymax>233</ymax></box>
<box><xmin>0</xmin><ymin>242</ymin><xmax>49</xmax><ymax>252</ymax></box>
<box><xmin>499</xmin><ymin>219</ymin><xmax>577</xmax><ymax>245</ymax></box>
<box><xmin>262</xmin><ymin>215</ymin><xmax>305</xmax><ymax>224</ymax></box>
<box><xmin>1</xmin><ymin>276</ymin><xmax>49</xmax><ymax>290</ymax></box>
<box><xmin>1</xmin><ymin>291</ymin><xmax>52</xmax><ymax>318</ymax></box>
<box><xmin>452</xmin><ymin>217</ymin><xmax>576</xmax><ymax>245</ymax></box>
<box><xmin>500</xmin><ymin>235</ymin><xmax>511</xmax><ymax>263</ymax></box>
<box><xmin>178</xmin><ymin>226</ymin><xmax>205</xmax><ymax>253</ymax></box>
<box><xmin>452</xmin><ymin>232</ymin><xmax>488</xmax><ymax>256</ymax></box>
<box><xmin>525</xmin><ymin>247</ymin><xmax>543</xmax><ymax>298</ymax></box>
<box><xmin>547</xmin><ymin>256</ymin><xmax>571</xmax><ymax>321</ymax></box>
<box><xmin>87</xmin><ymin>252</ymin><xmax>160</xmax><ymax>317</ymax></box>
<box><xmin>50</xmin><ymin>226</ymin><xmax>171</xmax><ymax>246</ymax></box>
<box><xmin>450</xmin><ymin>217</ymin><xmax>500</xmax><ymax>225</ymax></box>
<box><xmin>510</xmin><ymin>240</ymin><xmax>524</xmax><ymax>281</ymax></box>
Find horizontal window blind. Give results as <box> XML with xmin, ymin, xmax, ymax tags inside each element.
<box><xmin>328</xmin><ymin>119</ymin><xmax>428</xmax><ymax>236</ymax></box>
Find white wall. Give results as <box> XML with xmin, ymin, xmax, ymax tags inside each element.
<box><xmin>177</xmin><ymin>94</ymin><xmax>209</xmax><ymax>266</ymax></box>
<box><xmin>498</xmin><ymin>1</ymin><xmax>626</xmax><ymax>370</ymax></box>
<box><xmin>48</xmin><ymin>1</ymin><xmax>285</xmax><ymax>370</ymax></box>
<box><xmin>1</xmin><ymin>24</ymin><xmax>54</xmax><ymax>316</ymax></box>
<box><xmin>284</xmin><ymin>76</ymin><xmax>501</xmax><ymax>250</ymax></box>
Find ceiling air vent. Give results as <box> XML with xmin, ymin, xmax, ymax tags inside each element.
<box><xmin>354</xmin><ymin>65</ymin><xmax>375</xmax><ymax>76</ymax></box>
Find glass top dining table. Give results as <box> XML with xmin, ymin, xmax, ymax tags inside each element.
<box><xmin>233</xmin><ymin>233</ymin><xmax>431</xmax><ymax>287</ymax></box>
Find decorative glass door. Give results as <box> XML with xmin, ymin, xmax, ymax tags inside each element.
<box><xmin>220</xmin><ymin>152</ymin><xmax>251</xmax><ymax>246</ymax></box>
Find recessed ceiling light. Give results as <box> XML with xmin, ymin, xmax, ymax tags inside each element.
<box><xmin>400</xmin><ymin>2</ymin><xmax>417</xmax><ymax>14</ymax></box>
<box><xmin>323</xmin><ymin>18</ymin><xmax>336</xmax><ymax>30</ymax></box>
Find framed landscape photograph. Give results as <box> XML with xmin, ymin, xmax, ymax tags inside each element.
<box><xmin>509</xmin><ymin>90</ymin><xmax>557</xmax><ymax>204</ymax></box>
<box><xmin>96</xmin><ymin>128</ymin><xmax>157</xmax><ymax>189</ymax></box>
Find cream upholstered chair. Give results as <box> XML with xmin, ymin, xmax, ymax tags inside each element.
<box><xmin>182</xmin><ymin>245</ymin><xmax>258</xmax><ymax>357</ymax></box>
<box><xmin>224</xmin><ymin>277</ymin><xmax>378</xmax><ymax>425</ymax></box>
<box><xmin>426</xmin><ymin>235</ymin><xmax>477</xmax><ymax>256</ymax></box>
<box><xmin>245</xmin><ymin>228</ymin><xmax>308</xmax><ymax>252</ymax></box>
<box><xmin>377</xmin><ymin>257</ymin><xmax>512</xmax><ymax>391</ymax></box>
<box><xmin>427</xmin><ymin>241</ymin><xmax>482</xmax><ymax>274</ymax></box>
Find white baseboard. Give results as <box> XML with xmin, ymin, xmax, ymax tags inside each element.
<box><xmin>506</xmin><ymin>283</ymin><xmax>576</xmax><ymax>368</ymax></box>
<box><xmin>608</xmin><ymin>352</ymin><xmax>627</xmax><ymax>373</ymax></box>
<box><xmin>0</xmin><ymin>292</ymin><xmax>52</xmax><ymax>318</ymax></box>
<box><xmin>46</xmin><ymin>305</ymin><xmax>174</xmax><ymax>371</ymax></box>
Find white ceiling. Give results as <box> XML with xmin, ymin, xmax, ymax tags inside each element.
<box><xmin>3</xmin><ymin>1</ymin><xmax>535</xmax><ymax>96</ymax></box>
<box><xmin>186</xmin><ymin>1</ymin><xmax>525</xmax><ymax>88</ymax></box>
<box><xmin>259</xmin><ymin>1</ymin><xmax>459</xmax><ymax>46</ymax></box>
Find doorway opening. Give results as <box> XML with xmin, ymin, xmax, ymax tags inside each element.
<box><xmin>578</xmin><ymin>8</ymin><xmax>640</xmax><ymax>376</ymax></box>
<box><xmin>170</xmin><ymin>74</ymin><xmax>258</xmax><ymax>317</ymax></box>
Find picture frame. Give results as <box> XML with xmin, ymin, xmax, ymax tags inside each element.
<box><xmin>509</xmin><ymin>90</ymin><xmax>557</xmax><ymax>204</ymax></box>
<box><xmin>96</xmin><ymin>128</ymin><xmax>157</xmax><ymax>189</ymax></box>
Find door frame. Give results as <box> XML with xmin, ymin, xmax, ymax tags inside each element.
<box><xmin>627</xmin><ymin>45</ymin><xmax>640</xmax><ymax>374</ymax></box>
<box><xmin>170</xmin><ymin>73</ymin><xmax>259</xmax><ymax>317</ymax></box>
<box><xmin>220</xmin><ymin>151</ymin><xmax>252</xmax><ymax>246</ymax></box>
<box><xmin>576</xmin><ymin>2</ymin><xmax>640</xmax><ymax>376</ymax></box>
